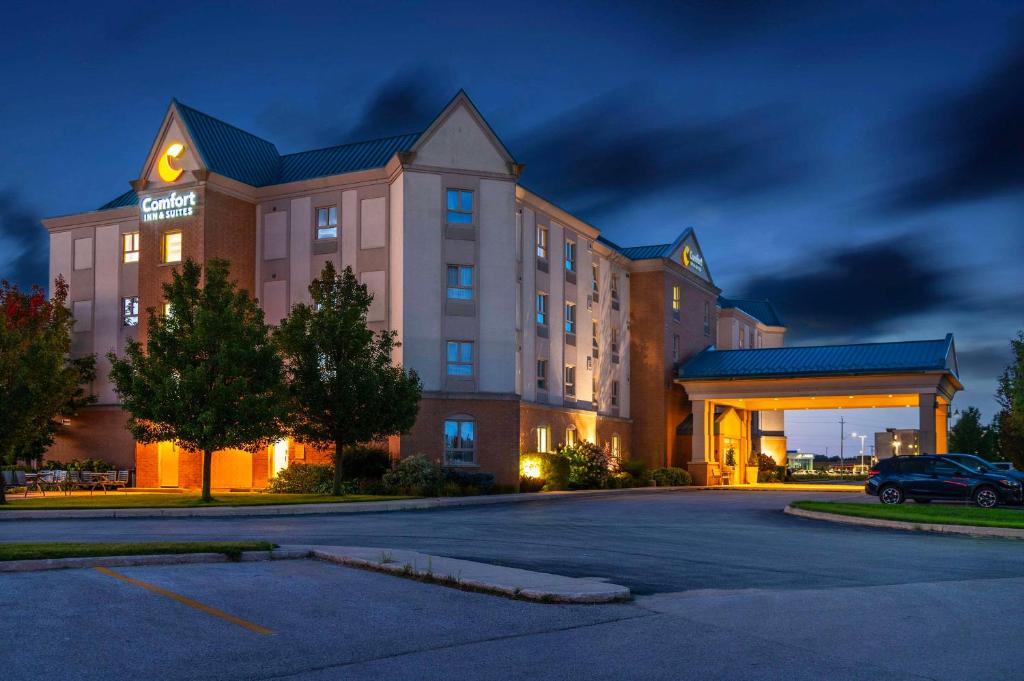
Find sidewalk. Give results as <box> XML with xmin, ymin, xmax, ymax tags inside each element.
<box><xmin>0</xmin><ymin>483</ymin><xmax>861</xmax><ymax>521</ymax></box>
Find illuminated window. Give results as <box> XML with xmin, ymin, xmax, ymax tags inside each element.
<box><xmin>536</xmin><ymin>293</ymin><xmax>548</xmax><ymax>325</ymax></box>
<box><xmin>315</xmin><ymin>206</ymin><xmax>338</xmax><ymax>239</ymax></box>
<box><xmin>446</xmin><ymin>341</ymin><xmax>474</xmax><ymax>376</ymax></box>
<box><xmin>564</xmin><ymin>301</ymin><xmax>576</xmax><ymax>334</ymax></box>
<box><xmin>592</xmin><ymin>373</ymin><xmax>598</xmax><ymax>403</ymax></box>
<box><xmin>565</xmin><ymin>426</ymin><xmax>577</xmax><ymax>447</ymax></box>
<box><xmin>162</xmin><ymin>231</ymin><xmax>182</xmax><ymax>264</ymax></box>
<box><xmin>611</xmin><ymin>434</ymin><xmax>621</xmax><ymax>458</ymax></box>
<box><xmin>444</xmin><ymin>417</ymin><xmax>475</xmax><ymax>463</ymax></box>
<box><xmin>672</xmin><ymin>285</ymin><xmax>681</xmax><ymax>321</ymax></box>
<box><xmin>611</xmin><ymin>380</ymin><xmax>619</xmax><ymax>408</ymax></box>
<box><xmin>162</xmin><ymin>302</ymin><xmax>173</xmax><ymax>318</ymax></box>
<box><xmin>537</xmin><ymin>359</ymin><xmax>547</xmax><ymax>391</ymax></box>
<box><xmin>447</xmin><ymin>189</ymin><xmax>473</xmax><ymax>224</ymax></box>
<box><xmin>536</xmin><ymin>225</ymin><xmax>548</xmax><ymax>259</ymax></box>
<box><xmin>564</xmin><ymin>364</ymin><xmax>576</xmax><ymax>397</ymax></box>
<box><xmin>564</xmin><ymin>240</ymin><xmax>576</xmax><ymax>272</ymax></box>
<box><xmin>122</xmin><ymin>232</ymin><xmax>140</xmax><ymax>263</ymax></box>
<box><xmin>446</xmin><ymin>265</ymin><xmax>474</xmax><ymax>299</ymax></box>
<box><xmin>122</xmin><ymin>297</ymin><xmax>139</xmax><ymax>327</ymax></box>
<box><xmin>537</xmin><ymin>426</ymin><xmax>551</xmax><ymax>453</ymax></box>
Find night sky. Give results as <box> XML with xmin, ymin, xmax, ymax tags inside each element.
<box><xmin>1</xmin><ymin>1</ymin><xmax>1021</xmax><ymax>456</ymax></box>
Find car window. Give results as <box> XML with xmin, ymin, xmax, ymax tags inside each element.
<box><xmin>900</xmin><ymin>458</ymin><xmax>932</xmax><ymax>475</ymax></box>
<box><xmin>949</xmin><ymin>456</ymin><xmax>985</xmax><ymax>472</ymax></box>
<box><xmin>934</xmin><ymin>461</ymin><xmax>961</xmax><ymax>476</ymax></box>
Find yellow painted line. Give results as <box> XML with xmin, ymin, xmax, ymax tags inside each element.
<box><xmin>93</xmin><ymin>566</ymin><xmax>274</xmax><ymax>636</ymax></box>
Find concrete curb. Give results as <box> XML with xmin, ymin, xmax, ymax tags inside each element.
<box><xmin>307</xmin><ymin>546</ymin><xmax>631</xmax><ymax>604</ymax></box>
<box><xmin>0</xmin><ymin>484</ymin><xmax>859</xmax><ymax>521</ymax></box>
<box><xmin>784</xmin><ymin>504</ymin><xmax>1024</xmax><ymax>540</ymax></box>
<box><xmin>0</xmin><ymin>547</ymin><xmax>308</xmax><ymax>573</ymax></box>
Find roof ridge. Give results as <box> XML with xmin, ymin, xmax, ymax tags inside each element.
<box><xmin>702</xmin><ymin>337</ymin><xmax>949</xmax><ymax>354</ymax></box>
<box><xmin>174</xmin><ymin>100</ymin><xmax>279</xmax><ymax>152</ymax></box>
<box><xmin>280</xmin><ymin>131</ymin><xmax>421</xmax><ymax>158</ymax></box>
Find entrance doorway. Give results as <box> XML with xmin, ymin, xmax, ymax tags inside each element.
<box><xmin>157</xmin><ymin>441</ymin><xmax>178</xmax><ymax>488</ymax></box>
<box><xmin>270</xmin><ymin>439</ymin><xmax>289</xmax><ymax>480</ymax></box>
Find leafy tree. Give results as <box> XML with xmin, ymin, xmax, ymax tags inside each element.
<box><xmin>274</xmin><ymin>262</ymin><xmax>422</xmax><ymax>495</ymax></box>
<box><xmin>949</xmin><ymin>406</ymin><xmax>991</xmax><ymax>457</ymax></box>
<box><xmin>996</xmin><ymin>331</ymin><xmax>1024</xmax><ymax>468</ymax></box>
<box><xmin>0</xmin><ymin>278</ymin><xmax>95</xmax><ymax>504</ymax></box>
<box><xmin>108</xmin><ymin>259</ymin><xmax>286</xmax><ymax>502</ymax></box>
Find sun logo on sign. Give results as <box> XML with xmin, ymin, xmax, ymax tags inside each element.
<box><xmin>157</xmin><ymin>142</ymin><xmax>186</xmax><ymax>183</ymax></box>
<box><xmin>682</xmin><ymin>245</ymin><xmax>691</xmax><ymax>268</ymax></box>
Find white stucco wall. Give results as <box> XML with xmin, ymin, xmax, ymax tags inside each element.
<box><xmin>477</xmin><ymin>178</ymin><xmax>517</xmax><ymax>393</ymax></box>
<box><xmin>93</xmin><ymin>224</ymin><xmax>120</xmax><ymax>404</ymax></box>
<box><xmin>400</xmin><ymin>171</ymin><xmax>443</xmax><ymax>390</ymax></box>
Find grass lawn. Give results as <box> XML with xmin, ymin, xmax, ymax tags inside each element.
<box><xmin>792</xmin><ymin>500</ymin><xmax>1024</xmax><ymax>529</ymax></box>
<box><xmin>0</xmin><ymin>493</ymin><xmax>413</xmax><ymax>511</ymax></box>
<box><xmin>0</xmin><ymin>541</ymin><xmax>275</xmax><ymax>562</ymax></box>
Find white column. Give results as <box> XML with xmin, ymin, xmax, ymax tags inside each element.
<box><xmin>918</xmin><ymin>392</ymin><xmax>938</xmax><ymax>455</ymax></box>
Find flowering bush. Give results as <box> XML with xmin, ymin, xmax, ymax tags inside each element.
<box><xmin>558</xmin><ymin>441</ymin><xmax>610</xmax><ymax>489</ymax></box>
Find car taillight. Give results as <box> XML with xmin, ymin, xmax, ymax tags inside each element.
<box><xmin>868</xmin><ymin>469</ymin><xmax>880</xmax><ymax>476</ymax></box>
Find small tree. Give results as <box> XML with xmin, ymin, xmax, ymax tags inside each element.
<box><xmin>949</xmin><ymin>406</ymin><xmax>990</xmax><ymax>457</ymax></box>
<box><xmin>996</xmin><ymin>331</ymin><xmax>1024</xmax><ymax>468</ymax></box>
<box><xmin>274</xmin><ymin>262</ymin><xmax>422</xmax><ymax>495</ymax></box>
<box><xmin>0</xmin><ymin>278</ymin><xmax>95</xmax><ymax>504</ymax></box>
<box><xmin>108</xmin><ymin>259</ymin><xmax>286</xmax><ymax>502</ymax></box>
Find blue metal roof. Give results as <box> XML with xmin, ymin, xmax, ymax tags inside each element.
<box><xmin>278</xmin><ymin>133</ymin><xmax>420</xmax><ymax>184</ymax></box>
<box><xmin>719</xmin><ymin>297</ymin><xmax>784</xmax><ymax>327</ymax></box>
<box><xmin>98</xmin><ymin>189</ymin><xmax>138</xmax><ymax>210</ymax></box>
<box><xmin>619</xmin><ymin>243</ymin><xmax>672</xmax><ymax>260</ymax></box>
<box><xmin>175</xmin><ymin>101</ymin><xmax>282</xmax><ymax>187</ymax></box>
<box><xmin>679</xmin><ymin>335</ymin><xmax>957</xmax><ymax>381</ymax></box>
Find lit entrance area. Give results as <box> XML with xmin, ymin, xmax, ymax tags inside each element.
<box><xmin>677</xmin><ymin>335</ymin><xmax>961</xmax><ymax>486</ymax></box>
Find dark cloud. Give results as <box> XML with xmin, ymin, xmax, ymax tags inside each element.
<box><xmin>258</xmin><ymin>67</ymin><xmax>449</xmax><ymax>151</ymax></box>
<box><xmin>879</xmin><ymin>29</ymin><xmax>1024</xmax><ymax>213</ymax></box>
<box><xmin>512</xmin><ymin>91</ymin><xmax>813</xmax><ymax>221</ymax></box>
<box><xmin>0</xmin><ymin>189</ymin><xmax>47</xmax><ymax>289</ymax></box>
<box><xmin>956</xmin><ymin>343</ymin><xmax>1014</xmax><ymax>381</ymax></box>
<box><xmin>735</xmin><ymin>233</ymin><xmax>952</xmax><ymax>342</ymax></box>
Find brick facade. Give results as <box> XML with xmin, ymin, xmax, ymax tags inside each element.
<box><xmin>47</xmin><ymin>406</ymin><xmax>135</xmax><ymax>468</ymax></box>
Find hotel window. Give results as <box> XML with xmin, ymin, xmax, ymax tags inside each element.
<box><xmin>537</xmin><ymin>359</ymin><xmax>547</xmax><ymax>391</ymax></box>
<box><xmin>748</xmin><ymin>328</ymin><xmax>755</xmax><ymax>349</ymax></box>
<box><xmin>564</xmin><ymin>301</ymin><xmax>576</xmax><ymax>334</ymax></box>
<box><xmin>611</xmin><ymin>327</ymin><xmax>619</xmax><ymax>355</ymax></box>
<box><xmin>739</xmin><ymin>329</ymin><xmax>746</xmax><ymax>348</ymax></box>
<box><xmin>122</xmin><ymin>297</ymin><xmax>139</xmax><ymax>327</ymax></box>
<box><xmin>672</xmin><ymin>334</ymin><xmax>679</xmax><ymax>361</ymax></box>
<box><xmin>592</xmin><ymin>262</ymin><xmax>599</xmax><ymax>295</ymax></box>
<box><xmin>611</xmin><ymin>273</ymin><xmax>619</xmax><ymax>300</ymax></box>
<box><xmin>536</xmin><ymin>293</ymin><xmax>548</xmax><ymax>326</ymax></box>
<box><xmin>537</xmin><ymin>425</ymin><xmax>551</xmax><ymax>453</ymax></box>
<box><xmin>315</xmin><ymin>206</ymin><xmax>338</xmax><ymax>239</ymax></box>
<box><xmin>444</xmin><ymin>417</ymin><xmax>475</xmax><ymax>464</ymax></box>
<box><xmin>611</xmin><ymin>434</ymin><xmax>621</xmax><ymax>459</ymax></box>
<box><xmin>447</xmin><ymin>189</ymin><xmax>473</xmax><ymax>224</ymax></box>
<box><xmin>592</xmin><ymin>374</ymin><xmax>598</xmax><ymax>403</ymax></box>
<box><xmin>446</xmin><ymin>341</ymin><xmax>474</xmax><ymax>376</ymax></box>
<box><xmin>564</xmin><ymin>240</ymin><xmax>576</xmax><ymax>272</ymax></box>
<box><xmin>703</xmin><ymin>301</ymin><xmax>710</xmax><ymax>335</ymax></box>
<box><xmin>611</xmin><ymin>381</ymin><xmax>619</xmax><ymax>407</ymax></box>
<box><xmin>586</xmin><ymin>356</ymin><xmax>593</xmax><ymax>370</ymax></box>
<box><xmin>536</xmin><ymin>225</ymin><xmax>548</xmax><ymax>259</ymax></box>
<box><xmin>565</xmin><ymin>426</ymin><xmax>577</xmax><ymax>447</ymax></box>
<box><xmin>162</xmin><ymin>231</ymin><xmax>182</xmax><ymax>264</ymax></box>
<box><xmin>592</xmin><ymin>320</ymin><xmax>598</xmax><ymax>352</ymax></box>
<box><xmin>122</xmin><ymin>232</ymin><xmax>140</xmax><ymax>263</ymax></box>
<box><xmin>564</xmin><ymin>364</ymin><xmax>576</xmax><ymax>397</ymax></box>
<box><xmin>162</xmin><ymin>302</ymin><xmax>173</xmax><ymax>318</ymax></box>
<box><xmin>446</xmin><ymin>265</ymin><xmax>474</xmax><ymax>300</ymax></box>
<box><xmin>757</xmin><ymin>331</ymin><xmax>763</xmax><ymax>348</ymax></box>
<box><xmin>672</xmin><ymin>285</ymin><xmax>681</xmax><ymax>321</ymax></box>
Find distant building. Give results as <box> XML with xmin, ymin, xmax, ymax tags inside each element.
<box><xmin>786</xmin><ymin>451</ymin><xmax>815</xmax><ymax>471</ymax></box>
<box><xmin>875</xmin><ymin>429</ymin><xmax>920</xmax><ymax>458</ymax></box>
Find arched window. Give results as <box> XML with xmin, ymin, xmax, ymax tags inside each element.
<box><xmin>444</xmin><ymin>415</ymin><xmax>475</xmax><ymax>464</ymax></box>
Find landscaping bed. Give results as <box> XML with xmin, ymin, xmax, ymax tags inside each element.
<box><xmin>0</xmin><ymin>493</ymin><xmax>412</xmax><ymax>510</ymax></box>
<box><xmin>791</xmin><ymin>500</ymin><xmax>1024</xmax><ymax>529</ymax></box>
<box><xmin>0</xmin><ymin>541</ymin><xmax>275</xmax><ymax>562</ymax></box>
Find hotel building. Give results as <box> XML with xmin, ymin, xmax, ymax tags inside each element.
<box><xmin>44</xmin><ymin>91</ymin><xmax>962</xmax><ymax>490</ymax></box>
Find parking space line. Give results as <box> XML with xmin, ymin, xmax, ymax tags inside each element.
<box><xmin>93</xmin><ymin>566</ymin><xmax>274</xmax><ymax>636</ymax></box>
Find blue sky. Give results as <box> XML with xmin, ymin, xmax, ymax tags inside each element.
<box><xmin>0</xmin><ymin>0</ymin><xmax>1020</xmax><ymax>455</ymax></box>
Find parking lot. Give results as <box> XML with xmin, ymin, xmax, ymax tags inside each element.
<box><xmin>3</xmin><ymin>491</ymin><xmax>1024</xmax><ymax>680</ymax></box>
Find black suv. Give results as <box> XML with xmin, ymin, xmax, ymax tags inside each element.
<box><xmin>865</xmin><ymin>455</ymin><xmax>1022</xmax><ymax>508</ymax></box>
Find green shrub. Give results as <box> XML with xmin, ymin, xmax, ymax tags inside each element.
<box><xmin>340</xmin><ymin>446</ymin><xmax>391</xmax><ymax>481</ymax></box>
<box><xmin>269</xmin><ymin>463</ymin><xmax>337</xmax><ymax>494</ymax></box>
<box><xmin>607</xmin><ymin>471</ymin><xmax>635</xmax><ymax>489</ymax></box>
<box><xmin>651</xmin><ymin>467</ymin><xmax>691</xmax><ymax>487</ymax></box>
<box><xmin>381</xmin><ymin>455</ymin><xmax>442</xmax><ymax>495</ymax></box>
<box><xmin>521</xmin><ymin>452</ymin><xmax>570</xmax><ymax>491</ymax></box>
<box><xmin>756</xmin><ymin>453</ymin><xmax>783</xmax><ymax>482</ymax></box>
<box><xmin>559</xmin><ymin>441</ymin><xmax>610</xmax><ymax>489</ymax></box>
<box><xmin>519</xmin><ymin>476</ymin><xmax>546</xmax><ymax>493</ymax></box>
<box><xmin>442</xmin><ymin>469</ymin><xmax>496</xmax><ymax>495</ymax></box>
<box><xmin>619</xmin><ymin>459</ymin><xmax>649</xmax><ymax>485</ymax></box>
